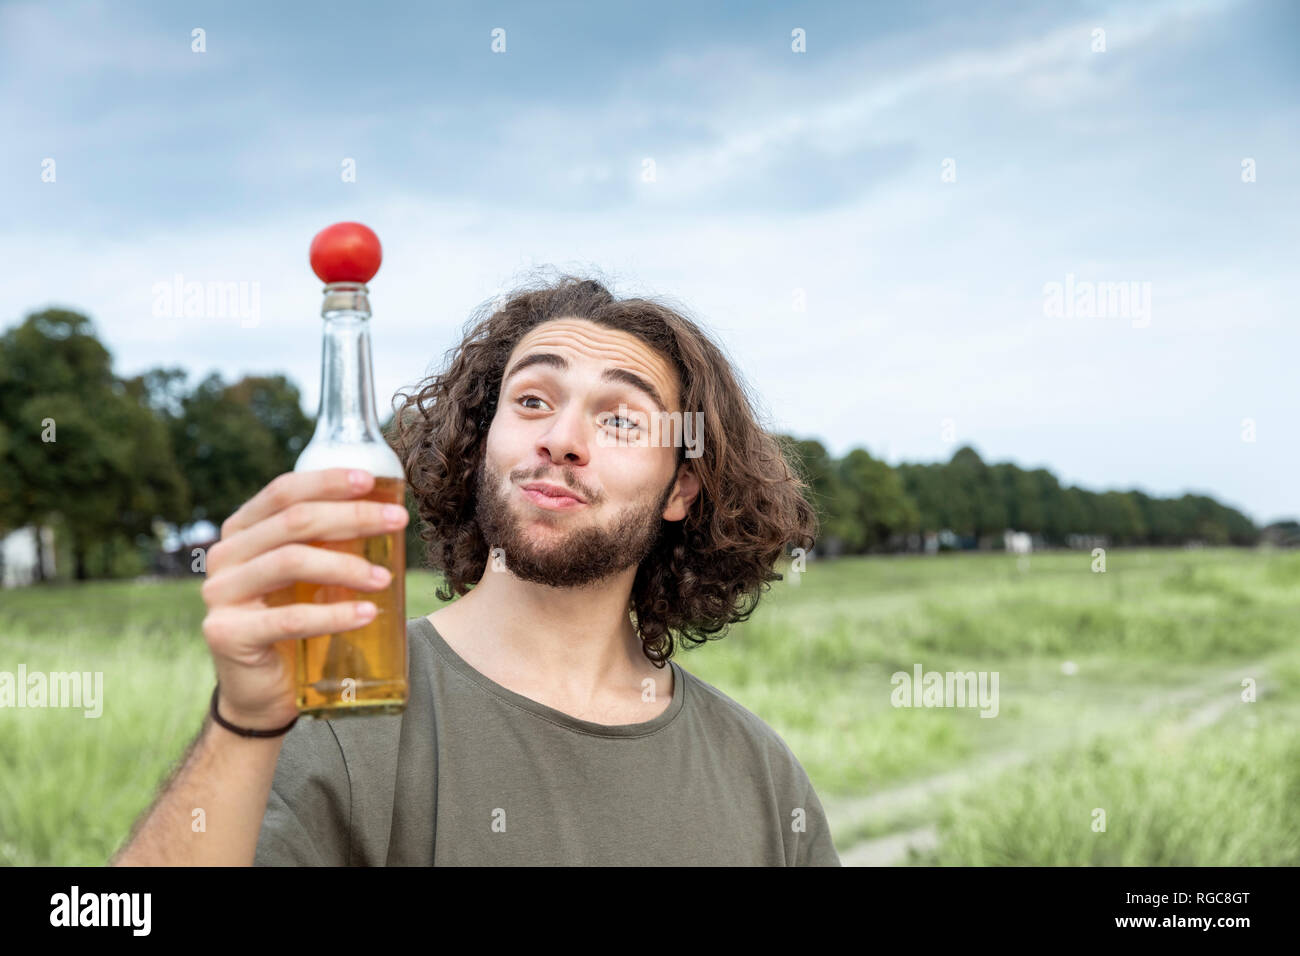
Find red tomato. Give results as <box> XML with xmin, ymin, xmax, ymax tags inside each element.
<box><xmin>309</xmin><ymin>222</ymin><xmax>382</xmax><ymax>283</ymax></box>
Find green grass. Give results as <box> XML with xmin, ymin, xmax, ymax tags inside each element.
<box><xmin>1</xmin><ymin>546</ymin><xmax>1296</xmax><ymax>864</ymax></box>
<box><xmin>913</xmin><ymin>676</ymin><xmax>1300</xmax><ymax>865</ymax></box>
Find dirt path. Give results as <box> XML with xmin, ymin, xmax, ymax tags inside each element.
<box><xmin>831</xmin><ymin>660</ymin><xmax>1269</xmax><ymax>866</ymax></box>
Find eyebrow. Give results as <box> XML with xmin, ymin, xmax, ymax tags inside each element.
<box><xmin>502</xmin><ymin>351</ymin><xmax>668</xmax><ymax>412</ymax></box>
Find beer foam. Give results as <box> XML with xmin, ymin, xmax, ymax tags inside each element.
<box><xmin>294</xmin><ymin>440</ymin><xmax>404</xmax><ymax>479</ymax></box>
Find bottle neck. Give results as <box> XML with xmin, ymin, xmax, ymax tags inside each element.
<box><xmin>313</xmin><ymin>283</ymin><xmax>384</xmax><ymax>443</ymax></box>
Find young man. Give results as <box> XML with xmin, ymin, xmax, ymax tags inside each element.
<box><xmin>113</xmin><ymin>276</ymin><xmax>839</xmax><ymax>866</ymax></box>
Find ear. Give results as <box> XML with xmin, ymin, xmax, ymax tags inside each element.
<box><xmin>662</xmin><ymin>462</ymin><xmax>700</xmax><ymax>522</ymax></box>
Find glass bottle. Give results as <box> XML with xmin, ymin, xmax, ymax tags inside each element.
<box><xmin>270</xmin><ymin>274</ymin><xmax>408</xmax><ymax>718</ymax></box>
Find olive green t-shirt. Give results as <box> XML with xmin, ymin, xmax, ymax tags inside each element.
<box><xmin>253</xmin><ymin>615</ymin><xmax>841</xmax><ymax>866</ymax></box>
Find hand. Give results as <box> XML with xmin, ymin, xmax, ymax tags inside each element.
<box><xmin>199</xmin><ymin>468</ymin><xmax>409</xmax><ymax>730</ymax></box>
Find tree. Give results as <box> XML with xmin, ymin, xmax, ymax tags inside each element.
<box><xmin>0</xmin><ymin>310</ymin><xmax>120</xmax><ymax>579</ymax></box>
<box><xmin>834</xmin><ymin>448</ymin><xmax>919</xmax><ymax>551</ymax></box>
<box><xmin>1058</xmin><ymin>487</ymin><xmax>1092</xmax><ymax>539</ymax></box>
<box><xmin>1028</xmin><ymin>468</ymin><xmax>1063</xmax><ymax>540</ymax></box>
<box><xmin>898</xmin><ymin>461</ymin><xmax>969</xmax><ymax>535</ymax></box>
<box><xmin>170</xmin><ymin>372</ymin><xmax>313</xmax><ymax>525</ymax></box>
<box><xmin>948</xmin><ymin>446</ymin><xmax>1006</xmax><ymax>538</ymax></box>
<box><xmin>1097</xmin><ymin>490</ymin><xmax>1146</xmax><ymax>544</ymax></box>
<box><xmin>782</xmin><ymin>437</ymin><xmax>845</xmax><ymax>550</ymax></box>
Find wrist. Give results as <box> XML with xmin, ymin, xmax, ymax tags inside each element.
<box><xmin>210</xmin><ymin>684</ymin><xmax>300</xmax><ymax>738</ymax></box>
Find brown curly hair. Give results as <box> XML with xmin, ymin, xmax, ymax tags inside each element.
<box><xmin>389</xmin><ymin>271</ymin><xmax>817</xmax><ymax>666</ymax></box>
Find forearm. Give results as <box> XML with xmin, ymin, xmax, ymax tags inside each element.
<box><xmin>111</xmin><ymin>716</ymin><xmax>285</xmax><ymax>866</ymax></box>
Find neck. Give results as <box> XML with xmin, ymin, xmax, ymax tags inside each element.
<box><xmin>434</xmin><ymin>562</ymin><xmax>660</xmax><ymax>705</ymax></box>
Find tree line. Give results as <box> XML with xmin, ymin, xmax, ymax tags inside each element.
<box><xmin>786</xmin><ymin>440</ymin><xmax>1262</xmax><ymax>555</ymax></box>
<box><xmin>0</xmin><ymin>309</ymin><xmax>1276</xmax><ymax>582</ymax></box>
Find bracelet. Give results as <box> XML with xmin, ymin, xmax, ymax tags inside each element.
<box><xmin>210</xmin><ymin>684</ymin><xmax>300</xmax><ymax>738</ymax></box>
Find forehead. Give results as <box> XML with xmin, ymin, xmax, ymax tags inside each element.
<box><xmin>506</xmin><ymin>317</ymin><xmax>680</xmax><ymax>405</ymax></box>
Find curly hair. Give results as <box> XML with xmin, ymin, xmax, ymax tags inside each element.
<box><xmin>389</xmin><ymin>272</ymin><xmax>817</xmax><ymax>666</ymax></box>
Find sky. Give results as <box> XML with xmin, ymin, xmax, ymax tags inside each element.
<box><xmin>1</xmin><ymin>0</ymin><xmax>1296</xmax><ymax>525</ymax></box>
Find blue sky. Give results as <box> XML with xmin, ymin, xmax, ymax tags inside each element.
<box><xmin>2</xmin><ymin>0</ymin><xmax>1296</xmax><ymax>524</ymax></box>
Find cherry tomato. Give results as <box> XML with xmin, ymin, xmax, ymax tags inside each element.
<box><xmin>309</xmin><ymin>222</ymin><xmax>382</xmax><ymax>283</ymax></box>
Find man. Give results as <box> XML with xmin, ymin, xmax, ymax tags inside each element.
<box><xmin>112</xmin><ymin>275</ymin><xmax>839</xmax><ymax>866</ymax></box>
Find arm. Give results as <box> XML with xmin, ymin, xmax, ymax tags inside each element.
<box><xmin>110</xmin><ymin>713</ymin><xmax>286</xmax><ymax>866</ymax></box>
<box><xmin>110</xmin><ymin>467</ymin><xmax>405</xmax><ymax>867</ymax></box>
<box><xmin>794</xmin><ymin>780</ymin><xmax>842</xmax><ymax>866</ymax></box>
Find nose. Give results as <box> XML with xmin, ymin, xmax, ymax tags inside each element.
<box><xmin>535</xmin><ymin>403</ymin><xmax>590</xmax><ymax>467</ymax></box>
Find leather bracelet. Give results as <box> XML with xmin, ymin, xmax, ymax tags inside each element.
<box><xmin>210</xmin><ymin>684</ymin><xmax>299</xmax><ymax>738</ymax></box>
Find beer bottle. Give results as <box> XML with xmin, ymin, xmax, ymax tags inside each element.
<box><xmin>267</xmin><ymin>222</ymin><xmax>408</xmax><ymax>718</ymax></box>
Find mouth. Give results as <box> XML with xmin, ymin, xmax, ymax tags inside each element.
<box><xmin>519</xmin><ymin>482</ymin><xmax>588</xmax><ymax>510</ymax></box>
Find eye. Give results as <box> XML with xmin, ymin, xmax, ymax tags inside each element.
<box><xmin>600</xmin><ymin>411</ymin><xmax>640</xmax><ymax>431</ymax></box>
<box><xmin>517</xmin><ymin>394</ymin><xmax>549</xmax><ymax>411</ymax></box>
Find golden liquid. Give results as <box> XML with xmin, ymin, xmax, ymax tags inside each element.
<box><xmin>266</xmin><ymin>475</ymin><xmax>408</xmax><ymax>719</ymax></box>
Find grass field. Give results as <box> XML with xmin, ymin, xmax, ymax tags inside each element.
<box><xmin>1</xmin><ymin>546</ymin><xmax>1297</xmax><ymax>865</ymax></box>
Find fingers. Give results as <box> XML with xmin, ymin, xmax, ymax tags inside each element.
<box><xmin>220</xmin><ymin>468</ymin><xmax>374</xmax><ymax>539</ymax></box>
<box><xmin>201</xmin><ymin>542</ymin><xmax>392</xmax><ymax>608</ymax></box>
<box><xmin>203</xmin><ymin>599</ymin><xmax>380</xmax><ymax>662</ymax></box>
<box><xmin>209</xmin><ymin>497</ymin><xmax>408</xmax><ymax>572</ymax></box>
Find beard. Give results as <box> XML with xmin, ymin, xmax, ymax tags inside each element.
<box><xmin>473</xmin><ymin>455</ymin><xmax>675</xmax><ymax>589</ymax></box>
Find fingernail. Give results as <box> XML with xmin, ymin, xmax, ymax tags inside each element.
<box><xmin>350</xmin><ymin>470</ymin><xmax>370</xmax><ymax>489</ymax></box>
<box><xmin>356</xmin><ymin>602</ymin><xmax>377</xmax><ymax>620</ymax></box>
<box><xmin>383</xmin><ymin>505</ymin><xmax>407</xmax><ymax>523</ymax></box>
<box><xmin>371</xmin><ymin>565</ymin><xmax>391</xmax><ymax>585</ymax></box>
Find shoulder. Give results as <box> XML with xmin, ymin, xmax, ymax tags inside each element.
<box><xmin>675</xmin><ymin>661</ymin><xmax>794</xmax><ymax>750</ymax></box>
<box><xmin>675</xmin><ymin>661</ymin><xmax>840</xmax><ymax>865</ymax></box>
<box><xmin>675</xmin><ymin>661</ymin><xmax>815</xmax><ymax>790</ymax></box>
